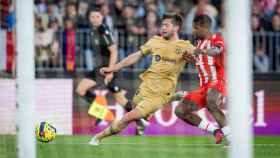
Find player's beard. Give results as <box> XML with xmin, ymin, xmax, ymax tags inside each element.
<box><xmin>162</xmin><ymin>31</ymin><xmax>173</xmax><ymax>40</ymax></box>
<box><xmin>193</xmin><ymin>30</ymin><xmax>210</xmax><ymax>40</ymax></box>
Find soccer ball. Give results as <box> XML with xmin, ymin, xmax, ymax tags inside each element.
<box><xmin>35</xmin><ymin>122</ymin><xmax>57</xmax><ymax>142</ymax></box>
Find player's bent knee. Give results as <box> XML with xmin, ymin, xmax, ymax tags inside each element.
<box><xmin>175</xmin><ymin>106</ymin><xmax>185</xmax><ymax>118</ymax></box>
<box><xmin>76</xmin><ymin>79</ymin><xmax>97</xmax><ymax>96</ymax></box>
<box><xmin>175</xmin><ymin>105</ymin><xmax>191</xmax><ymax>118</ymax></box>
<box><xmin>121</xmin><ymin>108</ymin><xmax>143</xmax><ymax>123</ymax></box>
<box><xmin>76</xmin><ymin>86</ymin><xmax>86</xmax><ymax>96</ymax></box>
<box><xmin>76</xmin><ymin>84</ymin><xmax>88</xmax><ymax>96</ymax></box>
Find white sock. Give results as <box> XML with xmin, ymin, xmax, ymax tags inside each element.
<box><xmin>198</xmin><ymin>120</ymin><xmax>218</xmax><ymax>134</ymax></box>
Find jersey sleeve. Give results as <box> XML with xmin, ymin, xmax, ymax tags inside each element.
<box><xmin>101</xmin><ymin>25</ymin><xmax>115</xmax><ymax>47</ymax></box>
<box><xmin>184</xmin><ymin>41</ymin><xmax>196</xmax><ymax>55</ymax></box>
<box><xmin>140</xmin><ymin>36</ymin><xmax>157</xmax><ymax>56</ymax></box>
<box><xmin>212</xmin><ymin>34</ymin><xmax>225</xmax><ymax>52</ymax></box>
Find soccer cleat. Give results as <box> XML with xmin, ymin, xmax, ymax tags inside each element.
<box><xmin>88</xmin><ymin>136</ymin><xmax>100</xmax><ymax>146</ymax></box>
<box><xmin>135</xmin><ymin>118</ymin><xmax>150</xmax><ymax>136</ymax></box>
<box><xmin>213</xmin><ymin>129</ymin><xmax>224</xmax><ymax>144</ymax></box>
<box><xmin>140</xmin><ymin>118</ymin><xmax>150</xmax><ymax>127</ymax></box>
<box><xmin>136</xmin><ymin>126</ymin><xmax>144</xmax><ymax>136</ymax></box>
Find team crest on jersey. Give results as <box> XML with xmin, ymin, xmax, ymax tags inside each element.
<box><xmin>155</xmin><ymin>55</ymin><xmax>161</xmax><ymax>61</ymax></box>
<box><xmin>175</xmin><ymin>47</ymin><xmax>183</xmax><ymax>54</ymax></box>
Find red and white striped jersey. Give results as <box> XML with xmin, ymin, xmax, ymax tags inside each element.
<box><xmin>195</xmin><ymin>34</ymin><xmax>225</xmax><ymax>87</ymax></box>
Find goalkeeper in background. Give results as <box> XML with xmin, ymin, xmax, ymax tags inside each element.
<box><xmin>88</xmin><ymin>12</ymin><xmax>195</xmax><ymax>145</ymax></box>
<box><xmin>76</xmin><ymin>5</ymin><xmax>132</xmax><ymax>124</ymax></box>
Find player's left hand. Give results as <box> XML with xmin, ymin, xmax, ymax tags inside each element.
<box><xmin>183</xmin><ymin>51</ymin><xmax>195</xmax><ymax>63</ymax></box>
<box><xmin>104</xmin><ymin>72</ymin><xmax>114</xmax><ymax>85</ymax></box>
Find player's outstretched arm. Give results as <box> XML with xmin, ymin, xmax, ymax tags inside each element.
<box><xmin>100</xmin><ymin>51</ymin><xmax>143</xmax><ymax>74</ymax></box>
<box><xmin>108</xmin><ymin>44</ymin><xmax>118</xmax><ymax>67</ymax></box>
<box><xmin>204</xmin><ymin>46</ymin><xmax>222</xmax><ymax>56</ymax></box>
<box><xmin>193</xmin><ymin>46</ymin><xmax>222</xmax><ymax>56</ymax></box>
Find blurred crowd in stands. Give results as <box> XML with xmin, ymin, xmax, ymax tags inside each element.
<box><xmin>0</xmin><ymin>0</ymin><xmax>280</xmax><ymax>73</ymax></box>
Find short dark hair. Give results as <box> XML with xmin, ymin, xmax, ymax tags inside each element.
<box><xmin>193</xmin><ymin>14</ymin><xmax>212</xmax><ymax>28</ymax></box>
<box><xmin>66</xmin><ymin>2</ymin><xmax>77</xmax><ymax>8</ymax></box>
<box><xmin>87</xmin><ymin>4</ymin><xmax>102</xmax><ymax>18</ymax></box>
<box><xmin>124</xmin><ymin>4</ymin><xmax>137</xmax><ymax>9</ymax></box>
<box><xmin>88</xmin><ymin>4</ymin><xmax>102</xmax><ymax>12</ymax></box>
<box><xmin>162</xmin><ymin>12</ymin><xmax>183</xmax><ymax>29</ymax></box>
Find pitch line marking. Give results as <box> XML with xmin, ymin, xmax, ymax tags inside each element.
<box><xmin>47</xmin><ymin>142</ymin><xmax>280</xmax><ymax>147</ymax></box>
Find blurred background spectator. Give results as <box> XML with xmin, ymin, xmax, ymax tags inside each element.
<box><xmin>76</xmin><ymin>1</ymin><xmax>89</xmax><ymax>28</ymax></box>
<box><xmin>62</xmin><ymin>17</ymin><xmax>77</xmax><ymax>72</ymax></box>
<box><xmin>64</xmin><ymin>2</ymin><xmax>78</xmax><ymax>27</ymax></box>
<box><xmin>254</xmin><ymin>45</ymin><xmax>270</xmax><ymax>73</ymax></box>
<box><xmin>100</xmin><ymin>2</ymin><xmax>114</xmax><ymax>31</ymax></box>
<box><xmin>118</xmin><ymin>4</ymin><xmax>145</xmax><ymax>63</ymax></box>
<box><xmin>145</xmin><ymin>11</ymin><xmax>159</xmax><ymax>38</ymax></box>
<box><xmin>110</xmin><ymin>0</ymin><xmax>124</xmax><ymax>29</ymax></box>
<box><xmin>35</xmin><ymin>15</ymin><xmax>59</xmax><ymax>68</ymax></box>
<box><xmin>183</xmin><ymin>0</ymin><xmax>218</xmax><ymax>34</ymax></box>
<box><xmin>271</xmin><ymin>14</ymin><xmax>280</xmax><ymax>32</ymax></box>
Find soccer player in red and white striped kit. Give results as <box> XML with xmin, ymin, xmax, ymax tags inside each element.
<box><xmin>175</xmin><ymin>14</ymin><xmax>230</xmax><ymax>144</ymax></box>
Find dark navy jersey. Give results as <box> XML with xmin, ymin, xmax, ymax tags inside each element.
<box><xmin>90</xmin><ymin>24</ymin><xmax>114</xmax><ymax>68</ymax></box>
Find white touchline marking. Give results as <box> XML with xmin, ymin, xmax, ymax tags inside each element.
<box><xmin>46</xmin><ymin>142</ymin><xmax>280</xmax><ymax>147</ymax></box>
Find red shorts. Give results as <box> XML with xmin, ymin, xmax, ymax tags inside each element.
<box><xmin>183</xmin><ymin>81</ymin><xmax>226</xmax><ymax>108</ymax></box>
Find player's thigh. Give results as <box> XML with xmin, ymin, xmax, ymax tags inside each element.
<box><xmin>183</xmin><ymin>88</ymin><xmax>207</xmax><ymax>108</ymax></box>
<box><xmin>76</xmin><ymin>78</ymin><xmax>97</xmax><ymax>96</ymax></box>
<box><xmin>121</xmin><ymin>108</ymin><xmax>143</xmax><ymax>123</ymax></box>
<box><xmin>132</xmin><ymin>88</ymin><xmax>143</xmax><ymax>107</ymax></box>
<box><xmin>175</xmin><ymin>99</ymin><xmax>199</xmax><ymax>116</ymax></box>
<box><xmin>132</xmin><ymin>84</ymin><xmax>171</xmax><ymax>117</ymax></box>
<box><xmin>206</xmin><ymin>88</ymin><xmax>224</xmax><ymax>109</ymax></box>
<box><xmin>135</xmin><ymin>96</ymin><xmax>164</xmax><ymax>118</ymax></box>
<box><xmin>206</xmin><ymin>82</ymin><xmax>225</xmax><ymax>106</ymax></box>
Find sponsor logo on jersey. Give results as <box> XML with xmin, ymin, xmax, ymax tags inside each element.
<box><xmin>154</xmin><ymin>55</ymin><xmax>176</xmax><ymax>64</ymax></box>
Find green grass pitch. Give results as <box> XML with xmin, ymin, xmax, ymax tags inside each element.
<box><xmin>1</xmin><ymin>135</ymin><xmax>280</xmax><ymax>158</ymax></box>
